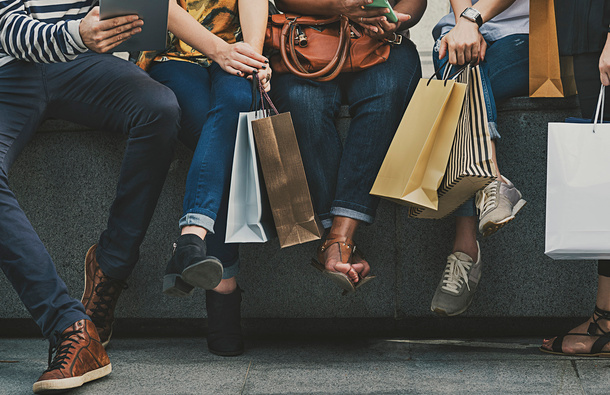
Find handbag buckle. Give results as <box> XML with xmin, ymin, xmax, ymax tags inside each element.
<box><xmin>386</xmin><ymin>32</ymin><xmax>402</xmax><ymax>45</ymax></box>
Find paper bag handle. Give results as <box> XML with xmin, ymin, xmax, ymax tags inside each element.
<box><xmin>254</xmin><ymin>73</ymin><xmax>279</xmax><ymax>116</ymax></box>
<box><xmin>426</xmin><ymin>60</ymin><xmax>468</xmax><ymax>86</ymax></box>
<box><xmin>593</xmin><ymin>85</ymin><xmax>606</xmax><ymax>129</ymax></box>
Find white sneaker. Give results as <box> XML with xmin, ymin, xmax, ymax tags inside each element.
<box><xmin>431</xmin><ymin>242</ymin><xmax>482</xmax><ymax>316</ymax></box>
<box><xmin>476</xmin><ymin>177</ymin><xmax>526</xmax><ymax>237</ymax></box>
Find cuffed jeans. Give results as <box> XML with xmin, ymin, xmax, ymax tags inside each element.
<box><xmin>272</xmin><ymin>40</ymin><xmax>421</xmax><ymax>228</ymax></box>
<box><xmin>149</xmin><ymin>60</ymin><xmax>250</xmax><ymax>278</ymax></box>
<box><xmin>433</xmin><ymin>34</ymin><xmax>529</xmax><ymax>216</ymax></box>
<box><xmin>0</xmin><ymin>53</ymin><xmax>180</xmax><ymax>344</ymax></box>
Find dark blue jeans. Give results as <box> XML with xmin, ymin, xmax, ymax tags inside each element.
<box><xmin>149</xmin><ymin>60</ymin><xmax>250</xmax><ymax>278</ymax></box>
<box><xmin>0</xmin><ymin>53</ymin><xmax>180</xmax><ymax>344</ymax></box>
<box><xmin>272</xmin><ymin>40</ymin><xmax>421</xmax><ymax>227</ymax></box>
<box><xmin>433</xmin><ymin>34</ymin><xmax>529</xmax><ymax>216</ymax></box>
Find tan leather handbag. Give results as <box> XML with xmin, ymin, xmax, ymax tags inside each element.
<box><xmin>265</xmin><ymin>14</ymin><xmax>391</xmax><ymax>81</ymax></box>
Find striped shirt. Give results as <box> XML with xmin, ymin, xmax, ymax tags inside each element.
<box><xmin>0</xmin><ymin>0</ymin><xmax>94</xmax><ymax>67</ymax></box>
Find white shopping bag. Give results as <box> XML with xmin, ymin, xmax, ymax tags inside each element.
<box><xmin>545</xmin><ymin>86</ymin><xmax>610</xmax><ymax>259</ymax></box>
<box><xmin>225</xmin><ymin>110</ymin><xmax>274</xmax><ymax>243</ymax></box>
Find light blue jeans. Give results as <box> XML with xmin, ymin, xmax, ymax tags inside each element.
<box><xmin>433</xmin><ymin>34</ymin><xmax>529</xmax><ymax>216</ymax></box>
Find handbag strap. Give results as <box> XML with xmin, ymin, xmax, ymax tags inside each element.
<box><xmin>280</xmin><ymin>15</ymin><xmax>350</xmax><ymax>81</ymax></box>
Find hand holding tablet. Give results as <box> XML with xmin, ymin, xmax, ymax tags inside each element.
<box><xmin>99</xmin><ymin>0</ymin><xmax>169</xmax><ymax>52</ymax></box>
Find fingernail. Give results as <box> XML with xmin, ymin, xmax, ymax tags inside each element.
<box><xmin>264</xmin><ymin>59</ymin><xmax>269</xmax><ymax>63</ymax></box>
<box><xmin>381</xmin><ymin>16</ymin><xmax>387</xmax><ymax>21</ymax></box>
<box><xmin>262</xmin><ymin>65</ymin><xmax>267</xmax><ymax>69</ymax></box>
<box><xmin>237</xmin><ymin>71</ymin><xmax>242</xmax><ymax>76</ymax></box>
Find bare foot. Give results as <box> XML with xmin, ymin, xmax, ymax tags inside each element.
<box><xmin>541</xmin><ymin>315</ymin><xmax>610</xmax><ymax>354</ymax></box>
<box><xmin>321</xmin><ymin>243</ymin><xmax>359</xmax><ymax>283</ymax></box>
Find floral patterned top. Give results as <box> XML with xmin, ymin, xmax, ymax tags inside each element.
<box><xmin>138</xmin><ymin>0</ymin><xmax>242</xmax><ymax>71</ymax></box>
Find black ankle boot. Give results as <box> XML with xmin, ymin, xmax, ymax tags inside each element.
<box><xmin>206</xmin><ymin>286</ymin><xmax>244</xmax><ymax>356</ymax></box>
<box><xmin>163</xmin><ymin>234</ymin><xmax>223</xmax><ymax>297</ymax></box>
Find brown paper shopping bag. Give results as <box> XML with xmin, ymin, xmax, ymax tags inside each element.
<box><xmin>529</xmin><ymin>0</ymin><xmax>577</xmax><ymax>97</ymax></box>
<box><xmin>251</xmin><ymin>102</ymin><xmax>323</xmax><ymax>248</ymax></box>
<box><xmin>370</xmin><ymin>74</ymin><xmax>467</xmax><ymax>210</ymax></box>
<box><xmin>410</xmin><ymin>65</ymin><xmax>496</xmax><ymax>219</ymax></box>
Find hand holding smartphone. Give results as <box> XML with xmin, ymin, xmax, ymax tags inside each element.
<box><xmin>364</xmin><ymin>0</ymin><xmax>398</xmax><ymax>23</ymax></box>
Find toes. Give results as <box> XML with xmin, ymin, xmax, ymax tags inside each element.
<box><xmin>333</xmin><ymin>261</ymin><xmax>353</xmax><ymax>276</ymax></box>
<box><xmin>351</xmin><ymin>261</ymin><xmax>371</xmax><ymax>278</ymax></box>
<box><xmin>347</xmin><ymin>267</ymin><xmax>359</xmax><ymax>283</ymax></box>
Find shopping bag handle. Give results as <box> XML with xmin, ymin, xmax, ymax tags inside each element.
<box><xmin>426</xmin><ymin>60</ymin><xmax>468</xmax><ymax>86</ymax></box>
<box><xmin>254</xmin><ymin>73</ymin><xmax>279</xmax><ymax>116</ymax></box>
<box><xmin>593</xmin><ymin>85</ymin><xmax>606</xmax><ymax>130</ymax></box>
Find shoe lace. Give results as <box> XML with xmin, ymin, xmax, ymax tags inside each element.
<box><xmin>45</xmin><ymin>329</ymin><xmax>81</xmax><ymax>371</ymax></box>
<box><xmin>90</xmin><ymin>277</ymin><xmax>127</xmax><ymax>328</ymax></box>
<box><xmin>476</xmin><ymin>181</ymin><xmax>499</xmax><ymax>216</ymax></box>
<box><xmin>441</xmin><ymin>254</ymin><xmax>472</xmax><ymax>294</ymax></box>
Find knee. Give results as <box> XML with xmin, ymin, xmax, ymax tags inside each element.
<box><xmin>218</xmin><ymin>87</ymin><xmax>252</xmax><ymax>114</ymax></box>
<box><xmin>131</xmin><ymin>84</ymin><xmax>181</xmax><ymax>143</ymax></box>
<box><xmin>273</xmin><ymin>83</ymin><xmax>324</xmax><ymax>114</ymax></box>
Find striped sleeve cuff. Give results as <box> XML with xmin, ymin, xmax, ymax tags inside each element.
<box><xmin>66</xmin><ymin>19</ymin><xmax>88</xmax><ymax>53</ymax></box>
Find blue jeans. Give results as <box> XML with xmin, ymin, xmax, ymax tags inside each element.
<box><xmin>272</xmin><ymin>40</ymin><xmax>422</xmax><ymax>228</ymax></box>
<box><xmin>0</xmin><ymin>53</ymin><xmax>180</xmax><ymax>344</ymax></box>
<box><xmin>433</xmin><ymin>34</ymin><xmax>529</xmax><ymax>216</ymax></box>
<box><xmin>149</xmin><ymin>60</ymin><xmax>250</xmax><ymax>278</ymax></box>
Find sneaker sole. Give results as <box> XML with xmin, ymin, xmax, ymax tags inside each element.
<box><xmin>208</xmin><ymin>347</ymin><xmax>245</xmax><ymax>357</ymax></box>
<box><xmin>32</xmin><ymin>363</ymin><xmax>112</xmax><ymax>393</ymax></box>
<box><xmin>163</xmin><ymin>274</ymin><xmax>195</xmax><ymax>297</ymax></box>
<box><xmin>480</xmin><ymin>199</ymin><xmax>527</xmax><ymax>237</ymax></box>
<box><xmin>182</xmin><ymin>258</ymin><xmax>223</xmax><ymax>290</ymax></box>
<box><xmin>431</xmin><ymin>305</ymin><xmax>469</xmax><ymax>317</ymax></box>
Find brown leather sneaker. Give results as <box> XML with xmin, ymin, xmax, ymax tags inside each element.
<box><xmin>33</xmin><ymin>319</ymin><xmax>111</xmax><ymax>394</ymax></box>
<box><xmin>81</xmin><ymin>245</ymin><xmax>127</xmax><ymax>347</ymax></box>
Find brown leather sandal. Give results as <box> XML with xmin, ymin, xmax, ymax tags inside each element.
<box><xmin>310</xmin><ymin>233</ymin><xmax>375</xmax><ymax>294</ymax></box>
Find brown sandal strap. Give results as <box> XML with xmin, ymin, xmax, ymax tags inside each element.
<box><xmin>318</xmin><ymin>234</ymin><xmax>356</xmax><ymax>265</ymax></box>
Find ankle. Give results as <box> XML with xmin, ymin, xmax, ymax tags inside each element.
<box><xmin>181</xmin><ymin>226</ymin><xmax>207</xmax><ymax>240</ymax></box>
<box><xmin>212</xmin><ymin>278</ymin><xmax>237</xmax><ymax>294</ymax></box>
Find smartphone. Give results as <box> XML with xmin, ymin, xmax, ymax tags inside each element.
<box><xmin>364</xmin><ymin>0</ymin><xmax>398</xmax><ymax>24</ymax></box>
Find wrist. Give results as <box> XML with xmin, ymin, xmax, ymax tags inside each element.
<box><xmin>460</xmin><ymin>7</ymin><xmax>483</xmax><ymax>28</ymax></box>
<box><xmin>207</xmin><ymin>38</ymin><xmax>229</xmax><ymax>62</ymax></box>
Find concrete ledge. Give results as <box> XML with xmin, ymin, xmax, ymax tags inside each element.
<box><xmin>1</xmin><ymin>95</ymin><xmax>596</xmax><ymax>336</ymax></box>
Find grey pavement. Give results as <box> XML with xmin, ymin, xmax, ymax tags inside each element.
<box><xmin>2</xmin><ymin>336</ymin><xmax>610</xmax><ymax>394</ymax></box>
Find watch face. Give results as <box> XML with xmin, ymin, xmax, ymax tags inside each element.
<box><xmin>462</xmin><ymin>8</ymin><xmax>480</xmax><ymax>20</ymax></box>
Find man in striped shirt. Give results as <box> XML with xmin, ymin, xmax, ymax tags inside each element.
<box><xmin>0</xmin><ymin>1</ymin><xmax>181</xmax><ymax>393</ymax></box>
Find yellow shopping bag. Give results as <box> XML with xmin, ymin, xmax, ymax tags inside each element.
<box><xmin>370</xmin><ymin>74</ymin><xmax>467</xmax><ymax>210</ymax></box>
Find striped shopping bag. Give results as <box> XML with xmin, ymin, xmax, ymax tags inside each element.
<box><xmin>409</xmin><ymin>65</ymin><xmax>496</xmax><ymax>219</ymax></box>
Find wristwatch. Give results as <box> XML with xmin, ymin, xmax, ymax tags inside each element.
<box><xmin>460</xmin><ymin>7</ymin><xmax>483</xmax><ymax>28</ymax></box>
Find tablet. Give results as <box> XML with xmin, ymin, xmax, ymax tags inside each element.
<box><xmin>99</xmin><ymin>0</ymin><xmax>169</xmax><ymax>52</ymax></box>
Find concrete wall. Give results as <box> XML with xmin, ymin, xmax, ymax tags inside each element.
<box><xmin>0</xmin><ymin>95</ymin><xmax>597</xmax><ymax>338</ymax></box>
